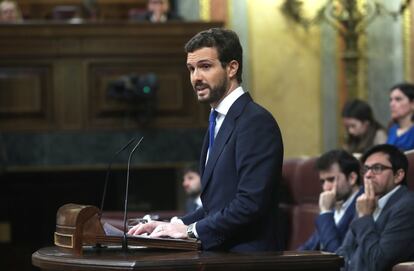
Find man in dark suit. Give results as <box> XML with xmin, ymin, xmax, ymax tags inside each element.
<box><xmin>298</xmin><ymin>150</ymin><xmax>363</xmax><ymax>252</ymax></box>
<box><xmin>129</xmin><ymin>0</ymin><xmax>181</xmax><ymax>22</ymax></box>
<box><xmin>337</xmin><ymin>144</ymin><xmax>414</xmax><ymax>271</ymax></box>
<box><xmin>181</xmin><ymin>163</ymin><xmax>202</xmax><ymax>213</ymax></box>
<box><xmin>128</xmin><ymin>28</ymin><xmax>284</xmax><ymax>251</ymax></box>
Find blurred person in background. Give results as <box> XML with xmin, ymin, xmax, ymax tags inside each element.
<box><xmin>342</xmin><ymin>99</ymin><xmax>387</xmax><ymax>154</ymax></box>
<box><xmin>337</xmin><ymin>144</ymin><xmax>414</xmax><ymax>270</ymax></box>
<box><xmin>0</xmin><ymin>0</ymin><xmax>22</xmax><ymax>22</ymax></box>
<box><xmin>181</xmin><ymin>163</ymin><xmax>202</xmax><ymax>213</ymax></box>
<box><xmin>387</xmin><ymin>83</ymin><xmax>414</xmax><ymax>151</ymax></box>
<box><xmin>130</xmin><ymin>0</ymin><xmax>181</xmax><ymax>23</ymax></box>
<box><xmin>298</xmin><ymin>150</ymin><xmax>363</xmax><ymax>252</ymax></box>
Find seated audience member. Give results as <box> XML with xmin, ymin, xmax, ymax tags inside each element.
<box><xmin>342</xmin><ymin>99</ymin><xmax>387</xmax><ymax>154</ymax></box>
<box><xmin>130</xmin><ymin>0</ymin><xmax>182</xmax><ymax>23</ymax></box>
<box><xmin>181</xmin><ymin>163</ymin><xmax>202</xmax><ymax>213</ymax></box>
<box><xmin>387</xmin><ymin>83</ymin><xmax>414</xmax><ymax>151</ymax></box>
<box><xmin>0</xmin><ymin>0</ymin><xmax>22</xmax><ymax>22</ymax></box>
<box><xmin>337</xmin><ymin>144</ymin><xmax>414</xmax><ymax>271</ymax></box>
<box><xmin>298</xmin><ymin>150</ymin><xmax>363</xmax><ymax>252</ymax></box>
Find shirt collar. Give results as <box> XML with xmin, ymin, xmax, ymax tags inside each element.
<box><xmin>213</xmin><ymin>86</ymin><xmax>245</xmax><ymax>116</ymax></box>
<box><xmin>340</xmin><ymin>189</ymin><xmax>359</xmax><ymax>211</ymax></box>
<box><xmin>378</xmin><ymin>185</ymin><xmax>401</xmax><ymax>210</ymax></box>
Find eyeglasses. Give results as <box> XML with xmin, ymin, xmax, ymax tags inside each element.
<box><xmin>361</xmin><ymin>164</ymin><xmax>393</xmax><ymax>175</ymax></box>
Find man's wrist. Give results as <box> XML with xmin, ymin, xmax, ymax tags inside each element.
<box><xmin>187</xmin><ymin>223</ymin><xmax>198</xmax><ymax>239</ymax></box>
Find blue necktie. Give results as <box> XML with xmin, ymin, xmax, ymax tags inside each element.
<box><xmin>209</xmin><ymin>110</ymin><xmax>218</xmax><ymax>150</ymax></box>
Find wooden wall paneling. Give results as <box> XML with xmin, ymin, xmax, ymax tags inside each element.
<box><xmin>0</xmin><ymin>22</ymin><xmax>222</xmax><ymax>131</ymax></box>
<box><xmin>18</xmin><ymin>0</ymin><xmax>147</xmax><ymax>20</ymax></box>
<box><xmin>87</xmin><ymin>57</ymin><xmax>200</xmax><ymax>129</ymax></box>
<box><xmin>0</xmin><ymin>63</ymin><xmax>54</xmax><ymax>130</ymax></box>
<box><xmin>53</xmin><ymin>59</ymin><xmax>84</xmax><ymax>130</ymax></box>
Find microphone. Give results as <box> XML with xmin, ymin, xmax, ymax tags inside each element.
<box><xmin>122</xmin><ymin>136</ymin><xmax>144</xmax><ymax>251</ymax></box>
<box><xmin>99</xmin><ymin>137</ymin><xmax>140</xmax><ymax>218</ymax></box>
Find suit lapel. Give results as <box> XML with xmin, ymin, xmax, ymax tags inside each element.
<box><xmin>200</xmin><ymin>130</ymin><xmax>209</xmax><ymax>174</ymax></box>
<box><xmin>375</xmin><ymin>186</ymin><xmax>407</xmax><ymax>225</ymax></box>
<box><xmin>200</xmin><ymin>93</ymin><xmax>252</xmax><ymax>191</ymax></box>
<box><xmin>338</xmin><ymin>188</ymin><xmax>364</xmax><ymax>228</ymax></box>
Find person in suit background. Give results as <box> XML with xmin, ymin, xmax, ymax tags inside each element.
<box><xmin>129</xmin><ymin>27</ymin><xmax>284</xmax><ymax>252</ymax></box>
<box><xmin>341</xmin><ymin>99</ymin><xmax>387</xmax><ymax>154</ymax></box>
<box><xmin>298</xmin><ymin>149</ymin><xmax>363</xmax><ymax>252</ymax></box>
<box><xmin>387</xmin><ymin>83</ymin><xmax>414</xmax><ymax>151</ymax></box>
<box><xmin>337</xmin><ymin>144</ymin><xmax>414</xmax><ymax>271</ymax></box>
<box><xmin>130</xmin><ymin>0</ymin><xmax>181</xmax><ymax>23</ymax></box>
<box><xmin>181</xmin><ymin>163</ymin><xmax>202</xmax><ymax>213</ymax></box>
<box><xmin>0</xmin><ymin>0</ymin><xmax>22</xmax><ymax>22</ymax></box>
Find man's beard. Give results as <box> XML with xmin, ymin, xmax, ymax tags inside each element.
<box><xmin>195</xmin><ymin>76</ymin><xmax>228</xmax><ymax>105</ymax></box>
<box><xmin>336</xmin><ymin>189</ymin><xmax>351</xmax><ymax>202</ymax></box>
<box><xmin>187</xmin><ymin>189</ymin><xmax>201</xmax><ymax>197</ymax></box>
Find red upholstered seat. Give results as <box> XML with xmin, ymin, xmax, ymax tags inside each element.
<box><xmin>280</xmin><ymin>157</ymin><xmax>320</xmax><ymax>250</ymax></box>
<box><xmin>405</xmin><ymin>150</ymin><xmax>414</xmax><ymax>191</ymax></box>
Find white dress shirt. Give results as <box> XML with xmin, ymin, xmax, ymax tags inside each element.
<box><xmin>373</xmin><ymin>185</ymin><xmax>401</xmax><ymax>221</ymax></box>
<box><xmin>206</xmin><ymin>86</ymin><xmax>245</xmax><ymax>161</ymax></box>
<box><xmin>334</xmin><ymin>190</ymin><xmax>359</xmax><ymax>225</ymax></box>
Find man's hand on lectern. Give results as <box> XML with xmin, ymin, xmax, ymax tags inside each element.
<box><xmin>128</xmin><ymin>221</ymin><xmax>188</xmax><ymax>239</ymax></box>
<box><xmin>128</xmin><ymin>220</ymin><xmax>162</xmax><ymax>235</ymax></box>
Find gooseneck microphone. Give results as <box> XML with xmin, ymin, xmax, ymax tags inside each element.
<box><xmin>99</xmin><ymin>137</ymin><xmax>140</xmax><ymax>218</ymax></box>
<box><xmin>122</xmin><ymin>136</ymin><xmax>144</xmax><ymax>251</ymax></box>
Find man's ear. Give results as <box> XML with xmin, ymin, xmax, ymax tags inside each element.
<box><xmin>394</xmin><ymin>169</ymin><xmax>405</xmax><ymax>185</ymax></box>
<box><xmin>348</xmin><ymin>171</ymin><xmax>358</xmax><ymax>186</ymax></box>
<box><xmin>227</xmin><ymin>60</ymin><xmax>239</xmax><ymax>79</ymax></box>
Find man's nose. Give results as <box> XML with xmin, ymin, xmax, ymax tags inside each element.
<box><xmin>322</xmin><ymin>181</ymin><xmax>333</xmax><ymax>191</ymax></box>
<box><xmin>192</xmin><ymin>68</ymin><xmax>203</xmax><ymax>81</ymax></box>
<box><xmin>364</xmin><ymin>169</ymin><xmax>375</xmax><ymax>179</ymax></box>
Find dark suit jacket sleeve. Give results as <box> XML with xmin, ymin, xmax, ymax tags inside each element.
<box><xmin>298</xmin><ymin>231</ymin><xmax>319</xmax><ymax>251</ymax></box>
<box><xmin>335</xmin><ymin>227</ymin><xmax>356</xmax><ymax>271</ymax></box>
<box><xmin>181</xmin><ymin>207</ymin><xmax>205</xmax><ymax>225</ymax></box>
<box><xmin>315</xmin><ymin>212</ymin><xmax>345</xmax><ymax>252</ymax></box>
<box><xmin>196</xmin><ymin>109</ymin><xmax>283</xmax><ymax>249</ymax></box>
<box><xmin>298</xmin><ymin>212</ymin><xmax>341</xmax><ymax>252</ymax></box>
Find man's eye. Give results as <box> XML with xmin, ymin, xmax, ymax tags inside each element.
<box><xmin>373</xmin><ymin>165</ymin><xmax>382</xmax><ymax>171</ymax></box>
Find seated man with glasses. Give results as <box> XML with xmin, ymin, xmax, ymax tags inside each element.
<box><xmin>299</xmin><ymin>149</ymin><xmax>363</xmax><ymax>252</ymax></box>
<box><xmin>337</xmin><ymin>144</ymin><xmax>414</xmax><ymax>271</ymax></box>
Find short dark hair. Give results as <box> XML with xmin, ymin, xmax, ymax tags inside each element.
<box><xmin>360</xmin><ymin>144</ymin><xmax>408</xmax><ymax>185</ymax></box>
<box><xmin>184</xmin><ymin>28</ymin><xmax>243</xmax><ymax>83</ymax></box>
<box><xmin>316</xmin><ymin>149</ymin><xmax>361</xmax><ymax>185</ymax></box>
<box><xmin>181</xmin><ymin>162</ymin><xmax>199</xmax><ymax>177</ymax></box>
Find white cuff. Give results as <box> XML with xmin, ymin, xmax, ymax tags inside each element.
<box><xmin>193</xmin><ymin>222</ymin><xmax>199</xmax><ymax>238</ymax></box>
<box><xmin>170</xmin><ymin>216</ymin><xmax>184</xmax><ymax>224</ymax></box>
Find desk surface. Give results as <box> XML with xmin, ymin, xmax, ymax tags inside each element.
<box><xmin>32</xmin><ymin>246</ymin><xmax>343</xmax><ymax>271</ymax></box>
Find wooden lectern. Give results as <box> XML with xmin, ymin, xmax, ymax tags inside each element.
<box><xmin>33</xmin><ymin>246</ymin><xmax>344</xmax><ymax>271</ymax></box>
<box><xmin>54</xmin><ymin>203</ymin><xmax>200</xmax><ymax>255</ymax></box>
<box><xmin>31</xmin><ymin>203</ymin><xmax>344</xmax><ymax>271</ymax></box>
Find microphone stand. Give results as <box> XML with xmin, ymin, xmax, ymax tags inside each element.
<box><xmin>99</xmin><ymin>137</ymin><xmax>139</xmax><ymax>218</ymax></box>
<box><xmin>122</xmin><ymin>137</ymin><xmax>144</xmax><ymax>252</ymax></box>
<box><xmin>95</xmin><ymin>136</ymin><xmax>140</xmax><ymax>250</ymax></box>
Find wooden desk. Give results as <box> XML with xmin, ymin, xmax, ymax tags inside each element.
<box><xmin>32</xmin><ymin>246</ymin><xmax>344</xmax><ymax>271</ymax></box>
